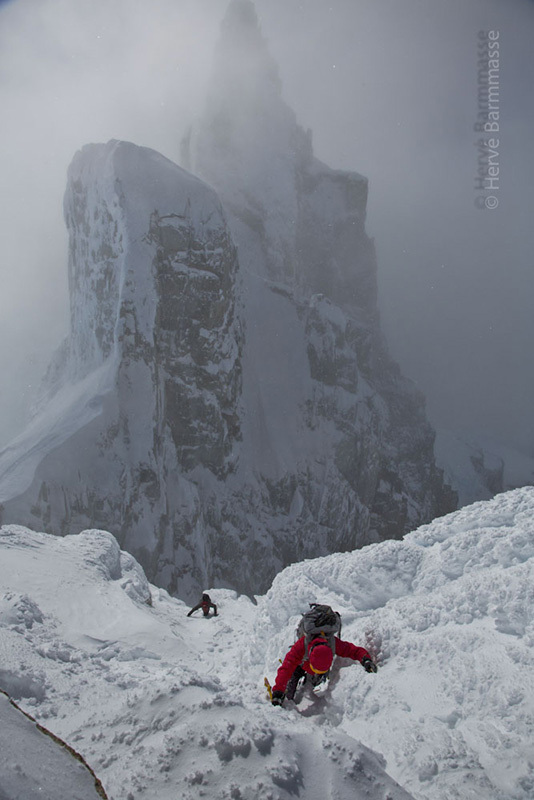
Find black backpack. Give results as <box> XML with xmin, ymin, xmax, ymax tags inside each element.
<box><xmin>296</xmin><ymin>603</ymin><xmax>342</xmax><ymax>656</ymax></box>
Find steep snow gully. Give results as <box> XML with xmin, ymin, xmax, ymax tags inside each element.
<box><xmin>1</xmin><ymin>487</ymin><xmax>534</xmax><ymax>800</ymax></box>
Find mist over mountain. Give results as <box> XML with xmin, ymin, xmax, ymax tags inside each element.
<box><xmin>0</xmin><ymin>1</ymin><xmax>455</xmax><ymax>599</ymax></box>
<box><xmin>1</xmin><ymin>0</ymin><xmax>533</xmax><ymax>464</ymax></box>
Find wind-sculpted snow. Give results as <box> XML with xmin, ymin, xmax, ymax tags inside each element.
<box><xmin>1</xmin><ymin>488</ymin><xmax>534</xmax><ymax>799</ymax></box>
<box><xmin>253</xmin><ymin>487</ymin><xmax>534</xmax><ymax>800</ymax></box>
<box><xmin>0</xmin><ymin>523</ymin><xmax>412</xmax><ymax>800</ymax></box>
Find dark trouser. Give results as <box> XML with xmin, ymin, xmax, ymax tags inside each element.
<box><xmin>286</xmin><ymin>665</ymin><xmax>306</xmax><ymax>701</ymax></box>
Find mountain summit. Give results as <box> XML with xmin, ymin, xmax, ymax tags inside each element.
<box><xmin>0</xmin><ymin>4</ymin><xmax>454</xmax><ymax>598</ymax></box>
<box><xmin>188</xmin><ymin>2</ymin><xmax>456</xmax><ymax>544</ymax></box>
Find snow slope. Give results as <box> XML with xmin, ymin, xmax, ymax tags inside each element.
<box><xmin>0</xmin><ymin>526</ymin><xmax>411</xmax><ymax>800</ymax></box>
<box><xmin>1</xmin><ymin>487</ymin><xmax>534</xmax><ymax>799</ymax></box>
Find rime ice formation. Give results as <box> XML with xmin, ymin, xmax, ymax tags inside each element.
<box><xmin>0</xmin><ymin>1</ymin><xmax>455</xmax><ymax>599</ymax></box>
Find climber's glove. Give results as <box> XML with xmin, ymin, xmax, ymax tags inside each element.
<box><xmin>362</xmin><ymin>657</ymin><xmax>378</xmax><ymax>673</ymax></box>
<box><xmin>271</xmin><ymin>690</ymin><xmax>285</xmax><ymax>707</ymax></box>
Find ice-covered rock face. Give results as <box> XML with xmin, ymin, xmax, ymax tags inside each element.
<box><xmin>68</xmin><ymin>141</ymin><xmax>242</xmax><ymax>479</ymax></box>
<box><xmin>0</xmin><ymin>140</ymin><xmax>243</xmax><ymax>596</ymax></box>
<box><xmin>61</xmin><ymin>141</ymin><xmax>242</xmax><ymax>478</ymax></box>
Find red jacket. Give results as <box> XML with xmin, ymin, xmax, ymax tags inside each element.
<box><xmin>273</xmin><ymin>636</ymin><xmax>371</xmax><ymax>694</ymax></box>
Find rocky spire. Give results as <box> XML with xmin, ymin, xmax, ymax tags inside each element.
<box><xmin>220</xmin><ymin>0</ymin><xmax>265</xmax><ymax>49</ymax></box>
<box><xmin>192</xmin><ymin>0</ymin><xmax>312</xmax><ymax>254</ymax></box>
<box><xmin>189</xmin><ymin>0</ymin><xmax>456</xmax><ymax>566</ymax></box>
<box><xmin>210</xmin><ymin>0</ymin><xmax>282</xmax><ymax>106</ymax></box>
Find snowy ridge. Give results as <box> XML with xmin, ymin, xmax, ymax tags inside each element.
<box><xmin>1</xmin><ymin>487</ymin><xmax>534</xmax><ymax>799</ymax></box>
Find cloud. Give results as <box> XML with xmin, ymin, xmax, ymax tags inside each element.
<box><xmin>0</xmin><ymin>0</ymin><xmax>533</xmax><ymax>455</ymax></box>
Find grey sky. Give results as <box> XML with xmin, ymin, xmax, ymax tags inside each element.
<box><xmin>1</xmin><ymin>0</ymin><xmax>533</xmax><ymax>454</ymax></box>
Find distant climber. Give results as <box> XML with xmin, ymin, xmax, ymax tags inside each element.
<box><xmin>187</xmin><ymin>593</ymin><xmax>218</xmax><ymax>618</ymax></box>
<box><xmin>270</xmin><ymin>603</ymin><xmax>377</xmax><ymax>706</ymax></box>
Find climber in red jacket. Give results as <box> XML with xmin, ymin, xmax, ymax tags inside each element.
<box><xmin>271</xmin><ymin>634</ymin><xmax>377</xmax><ymax>706</ymax></box>
<box><xmin>187</xmin><ymin>593</ymin><xmax>218</xmax><ymax>618</ymax></box>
